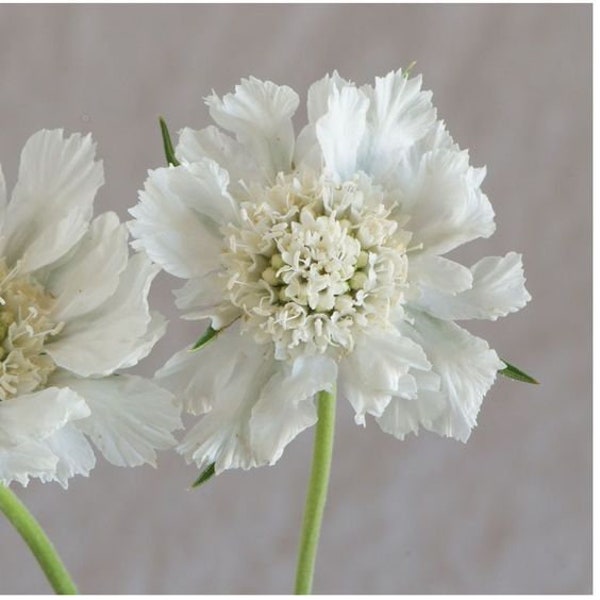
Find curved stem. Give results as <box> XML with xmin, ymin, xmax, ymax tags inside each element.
<box><xmin>0</xmin><ymin>485</ymin><xmax>78</xmax><ymax>594</ymax></box>
<box><xmin>294</xmin><ymin>386</ymin><xmax>336</xmax><ymax>595</ymax></box>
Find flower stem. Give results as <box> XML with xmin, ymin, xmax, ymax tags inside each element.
<box><xmin>0</xmin><ymin>485</ymin><xmax>78</xmax><ymax>594</ymax></box>
<box><xmin>294</xmin><ymin>386</ymin><xmax>336</xmax><ymax>595</ymax></box>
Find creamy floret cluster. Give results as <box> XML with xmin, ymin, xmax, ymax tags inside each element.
<box><xmin>222</xmin><ymin>172</ymin><xmax>410</xmax><ymax>359</ymax></box>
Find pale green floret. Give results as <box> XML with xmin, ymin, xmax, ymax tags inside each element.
<box><xmin>356</xmin><ymin>251</ymin><xmax>369</xmax><ymax>269</ymax></box>
<box><xmin>270</xmin><ymin>253</ymin><xmax>285</xmax><ymax>270</ymax></box>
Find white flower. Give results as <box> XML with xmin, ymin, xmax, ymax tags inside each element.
<box><xmin>0</xmin><ymin>130</ymin><xmax>182</xmax><ymax>487</ymax></box>
<box><xmin>130</xmin><ymin>71</ymin><xmax>530</xmax><ymax>474</ymax></box>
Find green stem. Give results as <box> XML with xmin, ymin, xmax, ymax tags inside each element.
<box><xmin>294</xmin><ymin>386</ymin><xmax>336</xmax><ymax>595</ymax></box>
<box><xmin>0</xmin><ymin>485</ymin><xmax>78</xmax><ymax>594</ymax></box>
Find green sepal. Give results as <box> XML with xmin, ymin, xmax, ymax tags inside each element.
<box><xmin>191</xmin><ymin>463</ymin><xmax>216</xmax><ymax>489</ymax></box>
<box><xmin>191</xmin><ymin>326</ymin><xmax>218</xmax><ymax>351</ymax></box>
<box><xmin>159</xmin><ymin>116</ymin><xmax>180</xmax><ymax>167</ymax></box>
<box><xmin>499</xmin><ymin>359</ymin><xmax>539</xmax><ymax>384</ymax></box>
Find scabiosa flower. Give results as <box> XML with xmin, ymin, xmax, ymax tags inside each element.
<box><xmin>130</xmin><ymin>71</ymin><xmax>530</xmax><ymax>475</ymax></box>
<box><xmin>0</xmin><ymin>130</ymin><xmax>181</xmax><ymax>487</ymax></box>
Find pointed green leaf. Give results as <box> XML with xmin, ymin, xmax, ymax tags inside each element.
<box><xmin>191</xmin><ymin>326</ymin><xmax>218</xmax><ymax>351</ymax></box>
<box><xmin>499</xmin><ymin>359</ymin><xmax>539</xmax><ymax>384</ymax></box>
<box><xmin>191</xmin><ymin>463</ymin><xmax>216</xmax><ymax>489</ymax></box>
<box><xmin>159</xmin><ymin>116</ymin><xmax>180</xmax><ymax>167</ymax></box>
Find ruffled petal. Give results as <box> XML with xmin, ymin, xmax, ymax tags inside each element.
<box><xmin>398</xmin><ymin>149</ymin><xmax>495</xmax><ymax>255</ymax></box>
<box><xmin>176</xmin><ymin>125</ymin><xmax>258</xmax><ymax>191</ymax></box>
<box><xmin>206</xmin><ymin>77</ymin><xmax>299</xmax><ymax>179</ymax></box>
<box><xmin>249</xmin><ymin>354</ymin><xmax>337</xmax><ymax>465</ymax></box>
<box><xmin>0</xmin><ymin>387</ymin><xmax>89</xmax><ymax>446</ymax></box>
<box><xmin>339</xmin><ymin>327</ymin><xmax>431</xmax><ymax>425</ymax></box>
<box><xmin>129</xmin><ymin>163</ymin><xmax>233</xmax><ymax>278</ymax></box>
<box><xmin>171</xmin><ymin>324</ymin><xmax>279</xmax><ymax>473</ymax></box>
<box><xmin>57</xmin><ymin>374</ymin><xmax>181</xmax><ymax>468</ymax></box>
<box><xmin>316</xmin><ymin>85</ymin><xmax>369</xmax><ymax>183</ymax></box>
<box><xmin>0</xmin><ymin>441</ymin><xmax>58</xmax><ymax>487</ymax></box>
<box><xmin>407</xmin><ymin>254</ymin><xmax>473</xmax><ymax>296</ymax></box>
<box><xmin>41</xmin><ymin>424</ymin><xmax>96</xmax><ymax>488</ymax></box>
<box><xmin>45</xmin><ymin>253</ymin><xmax>164</xmax><ymax>377</ymax></box>
<box><xmin>359</xmin><ymin>70</ymin><xmax>436</xmax><ymax>179</ymax></box>
<box><xmin>173</xmin><ymin>273</ymin><xmax>241</xmax><ymax>328</ymax></box>
<box><xmin>2</xmin><ymin>130</ymin><xmax>103</xmax><ymax>272</ymax></box>
<box><xmin>376</xmin><ymin>370</ymin><xmax>445</xmax><ymax>440</ymax></box>
<box><xmin>416</xmin><ymin>252</ymin><xmax>531</xmax><ymax>321</ymax></box>
<box><xmin>403</xmin><ymin>311</ymin><xmax>504</xmax><ymax>441</ymax></box>
<box><xmin>156</xmin><ymin>321</ymin><xmax>247</xmax><ymax>416</ymax></box>
<box><xmin>44</xmin><ymin>212</ymin><xmax>128</xmax><ymax>322</ymax></box>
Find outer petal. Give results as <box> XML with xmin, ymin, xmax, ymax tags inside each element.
<box><xmin>398</xmin><ymin>149</ymin><xmax>495</xmax><ymax>255</ymax></box>
<box><xmin>338</xmin><ymin>327</ymin><xmax>431</xmax><ymax>426</ymax></box>
<box><xmin>173</xmin><ymin>272</ymin><xmax>241</xmax><ymax>328</ymax></box>
<box><xmin>359</xmin><ymin>70</ymin><xmax>436</xmax><ymax>179</ymax></box>
<box><xmin>176</xmin><ymin>125</ymin><xmax>258</xmax><ymax>190</ymax></box>
<box><xmin>56</xmin><ymin>374</ymin><xmax>181</xmax><ymax>468</ymax></box>
<box><xmin>376</xmin><ymin>370</ymin><xmax>445</xmax><ymax>440</ymax></box>
<box><xmin>43</xmin><ymin>212</ymin><xmax>128</xmax><ymax>322</ymax></box>
<box><xmin>41</xmin><ymin>424</ymin><xmax>96</xmax><ymax>488</ymax></box>
<box><xmin>0</xmin><ymin>387</ymin><xmax>89</xmax><ymax>446</ymax></box>
<box><xmin>249</xmin><ymin>355</ymin><xmax>337</xmax><ymax>466</ymax></box>
<box><xmin>129</xmin><ymin>163</ymin><xmax>232</xmax><ymax>279</ymax></box>
<box><xmin>173</xmin><ymin>324</ymin><xmax>275</xmax><ymax>473</ymax></box>
<box><xmin>206</xmin><ymin>77</ymin><xmax>299</xmax><ymax>179</ymax></box>
<box><xmin>156</xmin><ymin>321</ymin><xmax>247</xmax><ymax>416</ymax></box>
<box><xmin>316</xmin><ymin>85</ymin><xmax>369</xmax><ymax>183</ymax></box>
<box><xmin>2</xmin><ymin>130</ymin><xmax>103</xmax><ymax>272</ymax></box>
<box><xmin>0</xmin><ymin>442</ymin><xmax>58</xmax><ymax>487</ymax></box>
<box><xmin>407</xmin><ymin>254</ymin><xmax>473</xmax><ymax>296</ymax></box>
<box><xmin>416</xmin><ymin>252</ymin><xmax>531</xmax><ymax>321</ymax></box>
<box><xmin>295</xmin><ymin>71</ymin><xmax>350</xmax><ymax>170</ymax></box>
<box><xmin>403</xmin><ymin>311</ymin><xmax>504</xmax><ymax>441</ymax></box>
<box><xmin>45</xmin><ymin>253</ymin><xmax>164</xmax><ymax>377</ymax></box>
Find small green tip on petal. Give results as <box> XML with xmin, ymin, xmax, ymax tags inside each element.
<box><xmin>191</xmin><ymin>463</ymin><xmax>216</xmax><ymax>489</ymax></box>
<box><xmin>403</xmin><ymin>61</ymin><xmax>417</xmax><ymax>78</ymax></box>
<box><xmin>191</xmin><ymin>326</ymin><xmax>219</xmax><ymax>351</ymax></box>
<box><xmin>499</xmin><ymin>359</ymin><xmax>539</xmax><ymax>384</ymax></box>
<box><xmin>159</xmin><ymin>116</ymin><xmax>180</xmax><ymax>167</ymax></box>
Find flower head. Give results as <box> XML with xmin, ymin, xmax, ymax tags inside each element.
<box><xmin>130</xmin><ymin>71</ymin><xmax>530</xmax><ymax>474</ymax></box>
<box><xmin>0</xmin><ymin>130</ymin><xmax>181</xmax><ymax>487</ymax></box>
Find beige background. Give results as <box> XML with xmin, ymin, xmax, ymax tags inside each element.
<box><xmin>0</xmin><ymin>3</ymin><xmax>591</xmax><ymax>594</ymax></box>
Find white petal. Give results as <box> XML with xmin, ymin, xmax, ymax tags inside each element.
<box><xmin>417</xmin><ymin>252</ymin><xmax>531</xmax><ymax>321</ymax></box>
<box><xmin>0</xmin><ymin>441</ymin><xmax>58</xmax><ymax>487</ymax></box>
<box><xmin>58</xmin><ymin>375</ymin><xmax>181</xmax><ymax>468</ymax></box>
<box><xmin>408</xmin><ymin>254</ymin><xmax>473</xmax><ymax>296</ymax></box>
<box><xmin>0</xmin><ymin>387</ymin><xmax>89</xmax><ymax>447</ymax></box>
<box><xmin>176</xmin><ymin>125</ymin><xmax>258</xmax><ymax>190</ymax></box>
<box><xmin>43</xmin><ymin>212</ymin><xmax>128</xmax><ymax>321</ymax></box>
<box><xmin>2</xmin><ymin>130</ymin><xmax>103</xmax><ymax>272</ymax></box>
<box><xmin>129</xmin><ymin>164</ymin><xmax>229</xmax><ymax>279</ymax></box>
<box><xmin>398</xmin><ymin>149</ymin><xmax>495</xmax><ymax>255</ymax></box>
<box><xmin>376</xmin><ymin>370</ymin><xmax>445</xmax><ymax>440</ymax></box>
<box><xmin>41</xmin><ymin>424</ymin><xmax>96</xmax><ymax>488</ymax></box>
<box><xmin>404</xmin><ymin>311</ymin><xmax>504</xmax><ymax>441</ymax></box>
<box><xmin>177</xmin><ymin>333</ymin><xmax>276</xmax><ymax>473</ymax></box>
<box><xmin>316</xmin><ymin>85</ymin><xmax>369</xmax><ymax>183</ymax></box>
<box><xmin>156</xmin><ymin>321</ymin><xmax>247</xmax><ymax>416</ymax></box>
<box><xmin>250</xmin><ymin>355</ymin><xmax>337</xmax><ymax>466</ymax></box>
<box><xmin>206</xmin><ymin>77</ymin><xmax>299</xmax><ymax>179</ymax></box>
<box><xmin>339</xmin><ymin>327</ymin><xmax>431</xmax><ymax>426</ymax></box>
<box><xmin>359</xmin><ymin>70</ymin><xmax>436</xmax><ymax>179</ymax></box>
<box><xmin>46</xmin><ymin>253</ymin><xmax>163</xmax><ymax>377</ymax></box>
<box><xmin>174</xmin><ymin>273</ymin><xmax>241</xmax><ymax>328</ymax></box>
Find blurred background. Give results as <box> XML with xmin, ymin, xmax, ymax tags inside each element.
<box><xmin>0</xmin><ymin>4</ymin><xmax>591</xmax><ymax>594</ymax></box>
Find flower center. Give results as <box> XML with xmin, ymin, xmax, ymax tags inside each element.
<box><xmin>0</xmin><ymin>262</ymin><xmax>63</xmax><ymax>401</ymax></box>
<box><xmin>221</xmin><ymin>172</ymin><xmax>411</xmax><ymax>360</ymax></box>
